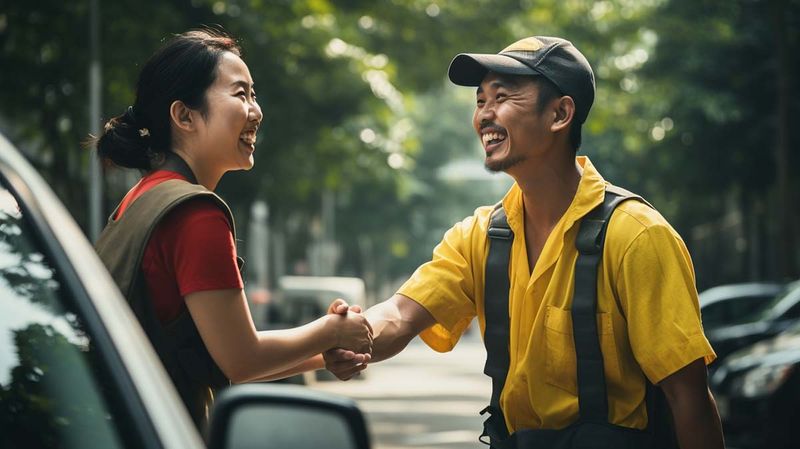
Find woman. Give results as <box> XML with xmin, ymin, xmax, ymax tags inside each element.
<box><xmin>92</xmin><ymin>29</ymin><xmax>371</xmax><ymax>427</ymax></box>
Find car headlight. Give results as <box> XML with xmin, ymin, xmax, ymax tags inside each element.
<box><xmin>730</xmin><ymin>363</ymin><xmax>796</xmax><ymax>398</ymax></box>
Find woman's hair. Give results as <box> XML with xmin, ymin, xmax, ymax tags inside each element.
<box><xmin>94</xmin><ymin>28</ymin><xmax>241</xmax><ymax>170</ymax></box>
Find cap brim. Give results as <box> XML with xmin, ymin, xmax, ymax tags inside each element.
<box><xmin>448</xmin><ymin>53</ymin><xmax>539</xmax><ymax>86</ymax></box>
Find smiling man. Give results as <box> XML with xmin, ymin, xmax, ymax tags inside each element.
<box><xmin>325</xmin><ymin>36</ymin><xmax>724</xmax><ymax>449</ymax></box>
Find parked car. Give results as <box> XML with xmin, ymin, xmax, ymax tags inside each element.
<box><xmin>275</xmin><ymin>275</ymin><xmax>367</xmax><ymax>327</ymax></box>
<box><xmin>706</xmin><ymin>280</ymin><xmax>800</xmax><ymax>369</ymax></box>
<box><xmin>271</xmin><ymin>276</ymin><xmax>368</xmax><ymax>382</ymax></box>
<box><xmin>699</xmin><ymin>282</ymin><xmax>784</xmax><ymax>331</ymax></box>
<box><xmin>710</xmin><ymin>320</ymin><xmax>800</xmax><ymax>449</ymax></box>
<box><xmin>0</xmin><ymin>132</ymin><xmax>371</xmax><ymax>449</ymax></box>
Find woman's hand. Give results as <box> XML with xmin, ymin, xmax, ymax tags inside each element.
<box><xmin>327</xmin><ymin>298</ymin><xmax>362</xmax><ymax>315</ymax></box>
<box><xmin>324</xmin><ymin>298</ymin><xmax>372</xmax><ymax>375</ymax></box>
<box><xmin>327</xmin><ymin>298</ymin><xmax>372</xmax><ymax>354</ymax></box>
<box><xmin>326</xmin><ymin>307</ymin><xmax>373</xmax><ymax>354</ymax></box>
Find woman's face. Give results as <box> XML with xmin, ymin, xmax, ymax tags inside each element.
<box><xmin>195</xmin><ymin>51</ymin><xmax>262</xmax><ymax>173</ymax></box>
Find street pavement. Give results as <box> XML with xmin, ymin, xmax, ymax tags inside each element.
<box><xmin>310</xmin><ymin>328</ymin><xmax>491</xmax><ymax>449</ymax></box>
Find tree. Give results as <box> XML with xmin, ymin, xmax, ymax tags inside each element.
<box><xmin>2</xmin><ymin>0</ymin><xmax>797</xmax><ymax>290</ymax></box>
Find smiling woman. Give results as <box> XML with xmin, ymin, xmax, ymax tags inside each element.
<box><xmin>88</xmin><ymin>28</ymin><xmax>373</xmax><ymax>429</ymax></box>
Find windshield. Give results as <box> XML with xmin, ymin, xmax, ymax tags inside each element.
<box><xmin>738</xmin><ymin>280</ymin><xmax>800</xmax><ymax>323</ymax></box>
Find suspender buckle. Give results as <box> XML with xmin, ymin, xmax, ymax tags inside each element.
<box><xmin>488</xmin><ymin>227</ymin><xmax>513</xmax><ymax>239</ymax></box>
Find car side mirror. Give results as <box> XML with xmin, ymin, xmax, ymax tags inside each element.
<box><xmin>207</xmin><ymin>384</ymin><xmax>371</xmax><ymax>449</ymax></box>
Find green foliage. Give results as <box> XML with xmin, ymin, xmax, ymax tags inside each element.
<box><xmin>1</xmin><ymin>0</ymin><xmax>797</xmax><ymax>289</ymax></box>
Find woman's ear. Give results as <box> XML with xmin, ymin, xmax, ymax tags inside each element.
<box><xmin>550</xmin><ymin>95</ymin><xmax>575</xmax><ymax>133</ymax></box>
<box><xmin>169</xmin><ymin>100</ymin><xmax>196</xmax><ymax>132</ymax></box>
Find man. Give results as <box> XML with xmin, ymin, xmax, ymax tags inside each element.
<box><xmin>326</xmin><ymin>36</ymin><xmax>724</xmax><ymax>449</ymax></box>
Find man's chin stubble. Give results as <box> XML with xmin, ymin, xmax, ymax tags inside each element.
<box><xmin>485</xmin><ymin>154</ymin><xmax>525</xmax><ymax>173</ymax></box>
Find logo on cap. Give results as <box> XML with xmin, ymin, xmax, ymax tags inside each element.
<box><xmin>502</xmin><ymin>37</ymin><xmax>544</xmax><ymax>53</ymax></box>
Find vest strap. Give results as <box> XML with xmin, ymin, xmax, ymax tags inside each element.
<box><xmin>160</xmin><ymin>152</ymin><xmax>199</xmax><ymax>184</ymax></box>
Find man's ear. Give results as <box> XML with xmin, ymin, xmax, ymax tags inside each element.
<box><xmin>169</xmin><ymin>100</ymin><xmax>197</xmax><ymax>132</ymax></box>
<box><xmin>550</xmin><ymin>95</ymin><xmax>575</xmax><ymax>133</ymax></box>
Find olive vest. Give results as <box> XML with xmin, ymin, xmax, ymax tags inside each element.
<box><xmin>95</xmin><ymin>171</ymin><xmax>235</xmax><ymax>429</ymax></box>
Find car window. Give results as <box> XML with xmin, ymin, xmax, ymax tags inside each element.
<box><xmin>738</xmin><ymin>295</ymin><xmax>773</xmax><ymax>315</ymax></box>
<box><xmin>702</xmin><ymin>295</ymin><xmax>776</xmax><ymax>329</ymax></box>
<box><xmin>701</xmin><ymin>302</ymin><xmax>726</xmax><ymax>329</ymax></box>
<box><xmin>726</xmin><ymin>295</ymin><xmax>778</xmax><ymax>325</ymax></box>
<box><xmin>0</xmin><ymin>185</ymin><xmax>134</xmax><ymax>449</ymax></box>
<box><xmin>744</xmin><ymin>281</ymin><xmax>800</xmax><ymax>323</ymax></box>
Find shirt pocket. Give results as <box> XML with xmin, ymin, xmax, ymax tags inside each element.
<box><xmin>544</xmin><ymin>305</ymin><xmax>622</xmax><ymax>395</ymax></box>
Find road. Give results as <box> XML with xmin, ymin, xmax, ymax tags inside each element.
<box><xmin>310</xmin><ymin>329</ymin><xmax>491</xmax><ymax>449</ymax></box>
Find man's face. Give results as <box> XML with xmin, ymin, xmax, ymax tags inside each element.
<box><xmin>473</xmin><ymin>72</ymin><xmax>551</xmax><ymax>173</ymax></box>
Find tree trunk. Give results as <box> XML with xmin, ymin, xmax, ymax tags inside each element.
<box><xmin>769</xmin><ymin>0</ymin><xmax>798</xmax><ymax>279</ymax></box>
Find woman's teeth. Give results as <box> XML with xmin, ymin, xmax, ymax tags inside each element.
<box><xmin>240</xmin><ymin>132</ymin><xmax>257</xmax><ymax>145</ymax></box>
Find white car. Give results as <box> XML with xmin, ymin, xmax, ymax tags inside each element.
<box><xmin>0</xmin><ymin>132</ymin><xmax>371</xmax><ymax>449</ymax></box>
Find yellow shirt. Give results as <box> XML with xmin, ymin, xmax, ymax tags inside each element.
<box><xmin>398</xmin><ymin>156</ymin><xmax>715</xmax><ymax>432</ymax></box>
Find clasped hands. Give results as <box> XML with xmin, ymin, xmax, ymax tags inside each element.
<box><xmin>325</xmin><ymin>298</ymin><xmax>373</xmax><ymax>380</ymax></box>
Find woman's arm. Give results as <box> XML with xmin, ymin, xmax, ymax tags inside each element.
<box><xmin>244</xmin><ymin>354</ymin><xmax>324</xmax><ymax>383</ymax></box>
<box><xmin>185</xmin><ymin>288</ymin><xmax>372</xmax><ymax>383</ymax></box>
<box><xmin>241</xmin><ymin>301</ymin><xmax>373</xmax><ymax>383</ymax></box>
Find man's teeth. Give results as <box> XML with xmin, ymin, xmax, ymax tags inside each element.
<box><xmin>482</xmin><ymin>132</ymin><xmax>506</xmax><ymax>145</ymax></box>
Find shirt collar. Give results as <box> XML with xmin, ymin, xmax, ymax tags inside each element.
<box><xmin>565</xmin><ymin>156</ymin><xmax>607</xmax><ymax>227</ymax></box>
<box><xmin>498</xmin><ymin>156</ymin><xmax>608</xmax><ymax>281</ymax></box>
<box><xmin>500</xmin><ymin>155</ymin><xmax>608</xmax><ymax>241</ymax></box>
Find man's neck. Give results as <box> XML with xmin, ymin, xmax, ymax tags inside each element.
<box><xmin>513</xmin><ymin>155</ymin><xmax>582</xmax><ymax>231</ymax></box>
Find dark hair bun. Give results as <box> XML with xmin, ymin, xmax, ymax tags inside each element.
<box><xmin>91</xmin><ymin>28</ymin><xmax>242</xmax><ymax>172</ymax></box>
<box><xmin>96</xmin><ymin>108</ymin><xmax>152</xmax><ymax>170</ymax></box>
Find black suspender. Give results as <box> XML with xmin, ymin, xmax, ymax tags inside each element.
<box><xmin>481</xmin><ymin>186</ymin><xmax>649</xmax><ymax>447</ymax></box>
<box><xmin>480</xmin><ymin>204</ymin><xmax>514</xmax><ymax>444</ymax></box>
<box><xmin>572</xmin><ymin>191</ymin><xmax>633</xmax><ymax>421</ymax></box>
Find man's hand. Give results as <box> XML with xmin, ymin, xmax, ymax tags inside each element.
<box><xmin>323</xmin><ymin>347</ymin><xmax>370</xmax><ymax>380</ymax></box>
<box><xmin>329</xmin><ymin>310</ymin><xmax>373</xmax><ymax>352</ymax></box>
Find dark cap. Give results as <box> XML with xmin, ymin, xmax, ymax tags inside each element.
<box><xmin>448</xmin><ymin>36</ymin><xmax>595</xmax><ymax>124</ymax></box>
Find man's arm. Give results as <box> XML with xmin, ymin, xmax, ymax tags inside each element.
<box><xmin>324</xmin><ymin>293</ymin><xmax>436</xmax><ymax>380</ymax></box>
<box><xmin>659</xmin><ymin>358</ymin><xmax>725</xmax><ymax>449</ymax></box>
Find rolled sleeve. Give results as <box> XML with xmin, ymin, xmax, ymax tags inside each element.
<box><xmin>617</xmin><ymin>224</ymin><xmax>716</xmax><ymax>384</ymax></box>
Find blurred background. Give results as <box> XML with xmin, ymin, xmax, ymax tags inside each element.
<box><xmin>1</xmin><ymin>1</ymin><xmax>799</xmax><ymax>448</ymax></box>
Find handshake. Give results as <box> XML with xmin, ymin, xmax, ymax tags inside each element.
<box><xmin>323</xmin><ymin>298</ymin><xmax>374</xmax><ymax>380</ymax></box>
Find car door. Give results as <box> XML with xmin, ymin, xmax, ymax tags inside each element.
<box><xmin>0</xmin><ymin>134</ymin><xmax>202</xmax><ymax>449</ymax></box>
<box><xmin>0</xmin><ymin>181</ymin><xmax>140</xmax><ymax>448</ymax></box>
<box><xmin>0</xmin><ymin>133</ymin><xmax>372</xmax><ymax>449</ymax></box>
